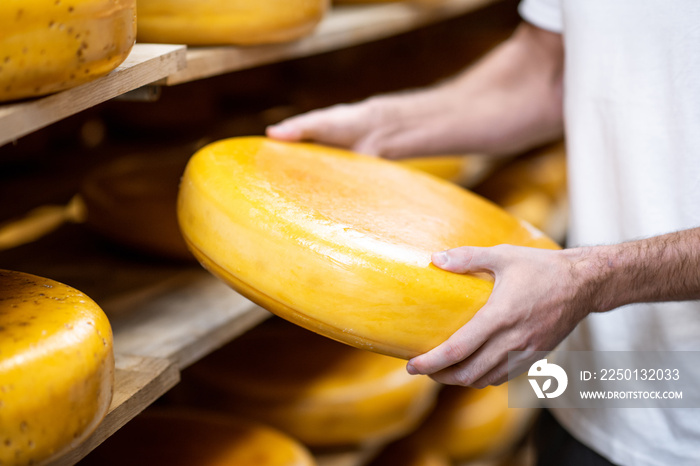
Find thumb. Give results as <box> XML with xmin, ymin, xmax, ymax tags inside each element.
<box><xmin>431</xmin><ymin>246</ymin><xmax>504</xmax><ymax>274</ymax></box>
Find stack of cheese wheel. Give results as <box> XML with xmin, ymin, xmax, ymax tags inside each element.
<box><xmin>136</xmin><ymin>0</ymin><xmax>329</xmax><ymax>45</ymax></box>
<box><xmin>81</xmin><ymin>409</ymin><xmax>317</xmax><ymax>466</ymax></box>
<box><xmin>474</xmin><ymin>141</ymin><xmax>568</xmax><ymax>244</ymax></box>
<box><xmin>365</xmin><ymin>442</ymin><xmax>450</xmax><ymax>466</ymax></box>
<box><xmin>368</xmin><ymin>383</ymin><xmax>533</xmax><ymax>464</ymax></box>
<box><xmin>177</xmin><ymin>137</ymin><xmax>560</xmax><ymax>360</ymax></box>
<box><xmin>0</xmin><ymin>0</ymin><xmax>136</xmax><ymax>102</ymax></box>
<box><xmin>184</xmin><ymin>318</ymin><xmax>440</xmax><ymax>448</ymax></box>
<box><xmin>410</xmin><ymin>384</ymin><xmax>533</xmax><ymax>462</ymax></box>
<box><xmin>80</xmin><ymin>150</ymin><xmax>193</xmax><ymax>261</ymax></box>
<box><xmin>0</xmin><ymin>270</ymin><xmax>114</xmax><ymax>466</ymax></box>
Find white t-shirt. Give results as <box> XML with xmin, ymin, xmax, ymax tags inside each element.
<box><xmin>518</xmin><ymin>1</ymin><xmax>700</xmax><ymax>465</ymax></box>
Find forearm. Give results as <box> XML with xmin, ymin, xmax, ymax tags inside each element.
<box><xmin>366</xmin><ymin>21</ymin><xmax>565</xmax><ymax>158</ymax></box>
<box><xmin>268</xmin><ymin>22</ymin><xmax>564</xmax><ymax>159</ymax></box>
<box><xmin>570</xmin><ymin>228</ymin><xmax>700</xmax><ymax>313</ymax></box>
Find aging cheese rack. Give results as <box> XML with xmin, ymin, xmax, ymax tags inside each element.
<box><xmin>0</xmin><ymin>1</ymin><xmax>503</xmax><ymax>465</ymax></box>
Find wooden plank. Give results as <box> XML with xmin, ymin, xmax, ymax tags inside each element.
<box><xmin>105</xmin><ymin>269</ymin><xmax>271</xmax><ymax>369</ymax></box>
<box><xmin>163</xmin><ymin>0</ymin><xmax>498</xmax><ymax>85</ymax></box>
<box><xmin>48</xmin><ymin>354</ymin><xmax>180</xmax><ymax>466</ymax></box>
<box><xmin>0</xmin><ymin>43</ymin><xmax>187</xmax><ymax>147</ymax></box>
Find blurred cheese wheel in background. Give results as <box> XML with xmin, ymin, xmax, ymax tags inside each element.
<box><xmin>411</xmin><ymin>383</ymin><xmax>534</xmax><ymax>462</ymax></box>
<box><xmin>0</xmin><ymin>0</ymin><xmax>136</xmax><ymax>102</ymax></box>
<box><xmin>80</xmin><ymin>150</ymin><xmax>194</xmax><ymax>261</ymax></box>
<box><xmin>177</xmin><ymin>137</ymin><xmax>560</xmax><ymax>360</ymax></box>
<box><xmin>184</xmin><ymin>318</ymin><xmax>440</xmax><ymax>448</ymax></box>
<box><xmin>365</xmin><ymin>442</ymin><xmax>451</xmax><ymax>466</ymax></box>
<box><xmin>0</xmin><ymin>269</ymin><xmax>114</xmax><ymax>466</ymax></box>
<box><xmin>81</xmin><ymin>409</ymin><xmax>317</xmax><ymax>466</ymax></box>
<box><xmin>136</xmin><ymin>0</ymin><xmax>329</xmax><ymax>45</ymax></box>
<box><xmin>473</xmin><ymin>141</ymin><xmax>568</xmax><ymax>244</ymax></box>
<box><xmin>399</xmin><ymin>153</ymin><xmax>495</xmax><ymax>188</ymax></box>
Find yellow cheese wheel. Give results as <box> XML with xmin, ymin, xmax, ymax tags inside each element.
<box><xmin>81</xmin><ymin>408</ymin><xmax>316</xmax><ymax>466</ymax></box>
<box><xmin>177</xmin><ymin>137</ymin><xmax>560</xmax><ymax>359</ymax></box>
<box><xmin>0</xmin><ymin>269</ymin><xmax>114</xmax><ymax>466</ymax></box>
<box><xmin>80</xmin><ymin>152</ymin><xmax>193</xmax><ymax>261</ymax></box>
<box><xmin>366</xmin><ymin>442</ymin><xmax>450</xmax><ymax>466</ymax></box>
<box><xmin>0</xmin><ymin>0</ymin><xmax>136</xmax><ymax>102</ymax></box>
<box><xmin>136</xmin><ymin>0</ymin><xmax>329</xmax><ymax>45</ymax></box>
<box><xmin>185</xmin><ymin>318</ymin><xmax>440</xmax><ymax>447</ymax></box>
<box><xmin>399</xmin><ymin>154</ymin><xmax>494</xmax><ymax>188</ymax></box>
<box><xmin>411</xmin><ymin>384</ymin><xmax>533</xmax><ymax>461</ymax></box>
<box><xmin>474</xmin><ymin>141</ymin><xmax>568</xmax><ymax>242</ymax></box>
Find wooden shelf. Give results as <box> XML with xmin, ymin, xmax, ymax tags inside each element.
<box><xmin>0</xmin><ymin>44</ymin><xmax>186</xmax><ymax>147</ymax></box>
<box><xmin>162</xmin><ymin>0</ymin><xmax>498</xmax><ymax>86</ymax></box>
<box><xmin>0</xmin><ymin>0</ymin><xmax>498</xmax><ymax>147</ymax></box>
<box><xmin>0</xmin><ymin>1</ymin><xmax>506</xmax><ymax>464</ymax></box>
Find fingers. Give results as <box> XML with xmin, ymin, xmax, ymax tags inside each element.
<box><xmin>266</xmin><ymin>109</ymin><xmax>333</xmax><ymax>143</ymax></box>
<box><xmin>266</xmin><ymin>103</ymin><xmax>373</xmax><ymax>150</ymax></box>
<box><xmin>406</xmin><ymin>304</ymin><xmax>497</xmax><ymax>376</ymax></box>
<box><xmin>431</xmin><ymin>245</ymin><xmax>510</xmax><ymax>274</ymax></box>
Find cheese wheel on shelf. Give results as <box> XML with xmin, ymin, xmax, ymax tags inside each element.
<box><xmin>177</xmin><ymin>137</ymin><xmax>560</xmax><ymax>360</ymax></box>
<box><xmin>0</xmin><ymin>0</ymin><xmax>136</xmax><ymax>102</ymax></box>
<box><xmin>474</xmin><ymin>141</ymin><xmax>568</xmax><ymax>243</ymax></box>
<box><xmin>136</xmin><ymin>0</ymin><xmax>329</xmax><ymax>45</ymax></box>
<box><xmin>81</xmin><ymin>408</ymin><xmax>316</xmax><ymax>466</ymax></box>
<box><xmin>80</xmin><ymin>151</ymin><xmax>193</xmax><ymax>261</ymax></box>
<box><xmin>411</xmin><ymin>384</ymin><xmax>534</xmax><ymax>461</ymax></box>
<box><xmin>365</xmin><ymin>442</ymin><xmax>450</xmax><ymax>466</ymax></box>
<box><xmin>184</xmin><ymin>318</ymin><xmax>440</xmax><ymax>448</ymax></box>
<box><xmin>399</xmin><ymin>154</ymin><xmax>495</xmax><ymax>188</ymax></box>
<box><xmin>0</xmin><ymin>269</ymin><xmax>114</xmax><ymax>466</ymax></box>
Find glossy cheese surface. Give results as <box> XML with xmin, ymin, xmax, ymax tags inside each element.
<box><xmin>81</xmin><ymin>152</ymin><xmax>193</xmax><ymax>261</ymax></box>
<box><xmin>137</xmin><ymin>0</ymin><xmax>328</xmax><ymax>45</ymax></box>
<box><xmin>187</xmin><ymin>318</ymin><xmax>439</xmax><ymax>447</ymax></box>
<box><xmin>177</xmin><ymin>137</ymin><xmax>560</xmax><ymax>359</ymax></box>
<box><xmin>0</xmin><ymin>0</ymin><xmax>136</xmax><ymax>102</ymax></box>
<box><xmin>0</xmin><ymin>269</ymin><xmax>114</xmax><ymax>466</ymax></box>
<box><xmin>82</xmin><ymin>409</ymin><xmax>316</xmax><ymax>466</ymax></box>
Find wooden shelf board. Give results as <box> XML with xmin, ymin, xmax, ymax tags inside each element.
<box><xmin>162</xmin><ymin>0</ymin><xmax>498</xmax><ymax>86</ymax></box>
<box><xmin>48</xmin><ymin>354</ymin><xmax>180</xmax><ymax>466</ymax></box>
<box><xmin>0</xmin><ymin>43</ymin><xmax>186</xmax><ymax>147</ymax></box>
<box><xmin>105</xmin><ymin>269</ymin><xmax>271</xmax><ymax>370</ymax></box>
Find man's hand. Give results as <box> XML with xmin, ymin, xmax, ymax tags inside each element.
<box><xmin>268</xmin><ymin>22</ymin><xmax>565</xmax><ymax>159</ymax></box>
<box><xmin>406</xmin><ymin>245</ymin><xmax>596</xmax><ymax>388</ymax></box>
<box><xmin>406</xmin><ymin>227</ymin><xmax>700</xmax><ymax>388</ymax></box>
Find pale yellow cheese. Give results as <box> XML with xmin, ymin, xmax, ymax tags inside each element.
<box><xmin>177</xmin><ymin>137</ymin><xmax>560</xmax><ymax>360</ymax></box>
<box><xmin>0</xmin><ymin>0</ymin><xmax>136</xmax><ymax>102</ymax></box>
<box><xmin>137</xmin><ymin>0</ymin><xmax>329</xmax><ymax>45</ymax></box>
<box><xmin>185</xmin><ymin>318</ymin><xmax>440</xmax><ymax>447</ymax></box>
<box><xmin>81</xmin><ymin>408</ymin><xmax>316</xmax><ymax>466</ymax></box>
<box><xmin>0</xmin><ymin>269</ymin><xmax>114</xmax><ymax>466</ymax></box>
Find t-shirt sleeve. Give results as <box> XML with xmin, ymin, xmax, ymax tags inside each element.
<box><xmin>518</xmin><ymin>0</ymin><xmax>563</xmax><ymax>33</ymax></box>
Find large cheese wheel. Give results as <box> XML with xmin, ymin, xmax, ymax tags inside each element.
<box><xmin>136</xmin><ymin>0</ymin><xmax>329</xmax><ymax>45</ymax></box>
<box><xmin>81</xmin><ymin>409</ymin><xmax>316</xmax><ymax>466</ymax></box>
<box><xmin>178</xmin><ymin>137</ymin><xmax>560</xmax><ymax>359</ymax></box>
<box><xmin>0</xmin><ymin>0</ymin><xmax>136</xmax><ymax>102</ymax></box>
<box><xmin>185</xmin><ymin>318</ymin><xmax>440</xmax><ymax>447</ymax></box>
<box><xmin>80</xmin><ymin>151</ymin><xmax>193</xmax><ymax>261</ymax></box>
<box><xmin>411</xmin><ymin>384</ymin><xmax>534</xmax><ymax>461</ymax></box>
<box><xmin>0</xmin><ymin>270</ymin><xmax>114</xmax><ymax>466</ymax></box>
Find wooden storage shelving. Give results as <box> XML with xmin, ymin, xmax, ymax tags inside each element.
<box><xmin>0</xmin><ymin>1</ymin><xmax>508</xmax><ymax>465</ymax></box>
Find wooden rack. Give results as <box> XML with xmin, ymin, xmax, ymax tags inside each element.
<box><xmin>0</xmin><ymin>1</ymin><xmax>502</xmax><ymax>464</ymax></box>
